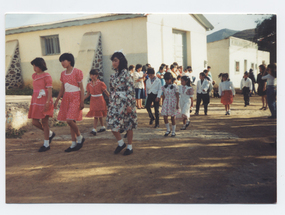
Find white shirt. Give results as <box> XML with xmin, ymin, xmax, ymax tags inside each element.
<box><xmin>218</xmin><ymin>81</ymin><xmax>235</xmax><ymax>96</ymax></box>
<box><xmin>133</xmin><ymin>71</ymin><xmax>144</xmax><ymax>89</ymax></box>
<box><xmin>262</xmin><ymin>74</ymin><xmax>276</xmax><ymax>86</ymax></box>
<box><xmin>146</xmin><ymin>77</ymin><xmax>162</xmax><ymax>98</ymax></box>
<box><xmin>240</xmin><ymin>78</ymin><xmax>252</xmax><ymax>90</ymax></box>
<box><xmin>196</xmin><ymin>79</ymin><xmax>210</xmax><ymax>94</ymax></box>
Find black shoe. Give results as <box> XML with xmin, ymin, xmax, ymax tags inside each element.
<box><xmin>180</xmin><ymin>126</ymin><xmax>186</xmax><ymax>130</ymax></box>
<box><xmin>65</xmin><ymin>147</ymin><xmax>77</xmax><ymax>152</ymax></box>
<box><xmin>149</xmin><ymin>118</ymin><xmax>154</xmax><ymax>125</ymax></box>
<box><xmin>124</xmin><ymin>132</ymin><xmax>128</xmax><ymax>138</ymax></box>
<box><xmin>49</xmin><ymin>132</ymin><xmax>56</xmax><ymax>144</ymax></box>
<box><xmin>90</xmin><ymin>131</ymin><xmax>97</xmax><ymax>136</ymax></box>
<box><xmin>194</xmin><ymin>112</ymin><xmax>199</xmax><ymax>115</ymax></box>
<box><xmin>171</xmin><ymin>133</ymin><xmax>176</xmax><ymax>137</ymax></box>
<box><xmin>73</xmin><ymin>137</ymin><xmax>85</xmax><ymax>151</ymax></box>
<box><xmin>123</xmin><ymin>149</ymin><xmax>133</xmax><ymax>155</ymax></box>
<box><xmin>114</xmin><ymin>143</ymin><xmax>126</xmax><ymax>154</ymax></box>
<box><xmin>205</xmin><ymin>113</ymin><xmax>207</xmax><ymax>115</ymax></box>
<box><xmin>154</xmin><ymin>124</ymin><xmax>159</xmax><ymax>128</ymax></box>
<box><xmin>164</xmin><ymin>131</ymin><xmax>171</xmax><ymax>136</ymax></box>
<box><xmin>186</xmin><ymin>121</ymin><xmax>190</xmax><ymax>127</ymax></box>
<box><xmin>98</xmin><ymin>128</ymin><xmax>106</xmax><ymax>132</ymax></box>
<box><xmin>38</xmin><ymin>145</ymin><xmax>50</xmax><ymax>152</ymax></box>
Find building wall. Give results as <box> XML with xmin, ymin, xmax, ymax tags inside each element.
<box><xmin>228</xmin><ymin>37</ymin><xmax>259</xmax><ymax>87</ymax></box>
<box><xmin>5</xmin><ymin>17</ymin><xmax>148</xmax><ymax>90</ymax></box>
<box><xmin>207</xmin><ymin>39</ymin><xmax>229</xmax><ymax>84</ymax></box>
<box><xmin>146</xmin><ymin>14</ymin><xmax>208</xmax><ymax>79</ymax></box>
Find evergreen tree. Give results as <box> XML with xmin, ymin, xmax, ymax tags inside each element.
<box><xmin>254</xmin><ymin>15</ymin><xmax>276</xmax><ymax>63</ymax></box>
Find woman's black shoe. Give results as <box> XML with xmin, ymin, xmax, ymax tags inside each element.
<box><xmin>65</xmin><ymin>147</ymin><xmax>76</xmax><ymax>152</ymax></box>
<box><xmin>123</xmin><ymin>149</ymin><xmax>133</xmax><ymax>155</ymax></box>
<box><xmin>38</xmin><ymin>145</ymin><xmax>50</xmax><ymax>152</ymax></box>
<box><xmin>114</xmin><ymin>143</ymin><xmax>126</xmax><ymax>154</ymax></box>
<box><xmin>49</xmin><ymin>132</ymin><xmax>56</xmax><ymax>143</ymax></box>
<box><xmin>90</xmin><ymin>131</ymin><xmax>97</xmax><ymax>136</ymax></box>
<box><xmin>73</xmin><ymin>138</ymin><xmax>85</xmax><ymax>151</ymax></box>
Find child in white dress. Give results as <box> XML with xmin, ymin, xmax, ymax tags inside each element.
<box><xmin>161</xmin><ymin>72</ymin><xmax>179</xmax><ymax>137</ymax></box>
<box><xmin>179</xmin><ymin>76</ymin><xmax>194</xmax><ymax>130</ymax></box>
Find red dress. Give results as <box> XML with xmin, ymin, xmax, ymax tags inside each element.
<box><xmin>57</xmin><ymin>68</ymin><xmax>83</xmax><ymax>121</ymax></box>
<box><xmin>28</xmin><ymin>72</ymin><xmax>54</xmax><ymax>119</ymax></box>
<box><xmin>85</xmin><ymin>80</ymin><xmax>107</xmax><ymax>117</ymax></box>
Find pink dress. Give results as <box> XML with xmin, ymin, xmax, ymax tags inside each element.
<box><xmin>85</xmin><ymin>80</ymin><xmax>107</xmax><ymax>117</ymax></box>
<box><xmin>28</xmin><ymin>72</ymin><xmax>54</xmax><ymax>119</ymax></box>
<box><xmin>57</xmin><ymin>68</ymin><xmax>83</xmax><ymax>121</ymax></box>
<box><xmin>161</xmin><ymin>84</ymin><xmax>179</xmax><ymax>117</ymax></box>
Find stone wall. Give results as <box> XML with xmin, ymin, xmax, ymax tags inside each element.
<box><xmin>5</xmin><ymin>45</ymin><xmax>24</xmax><ymax>90</ymax></box>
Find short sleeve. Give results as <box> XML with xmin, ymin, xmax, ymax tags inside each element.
<box><xmin>45</xmin><ymin>73</ymin><xmax>53</xmax><ymax>88</ymax></box>
<box><xmin>76</xmin><ymin>69</ymin><xmax>83</xmax><ymax>83</ymax></box>
<box><xmin>174</xmin><ymin>85</ymin><xmax>179</xmax><ymax>93</ymax></box>
<box><xmin>186</xmin><ymin>87</ymin><xmax>194</xmax><ymax>96</ymax></box>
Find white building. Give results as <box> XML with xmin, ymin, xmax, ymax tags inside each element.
<box><xmin>207</xmin><ymin>36</ymin><xmax>270</xmax><ymax>87</ymax></box>
<box><xmin>6</xmin><ymin>14</ymin><xmax>213</xmax><ymax>90</ymax></box>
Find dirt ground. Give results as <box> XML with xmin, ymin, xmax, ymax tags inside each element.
<box><xmin>6</xmin><ymin>94</ymin><xmax>277</xmax><ymax>204</ymax></box>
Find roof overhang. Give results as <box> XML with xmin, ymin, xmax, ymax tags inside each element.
<box><xmin>192</xmin><ymin>14</ymin><xmax>214</xmax><ymax>31</ymax></box>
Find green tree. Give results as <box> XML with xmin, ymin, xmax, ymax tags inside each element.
<box><xmin>254</xmin><ymin>15</ymin><xmax>276</xmax><ymax>63</ymax></box>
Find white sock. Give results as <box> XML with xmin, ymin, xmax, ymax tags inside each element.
<box><xmin>49</xmin><ymin>130</ymin><xmax>53</xmax><ymax>137</ymax></box>
<box><xmin>118</xmin><ymin>139</ymin><xmax>124</xmax><ymax>147</ymax></box>
<box><xmin>165</xmin><ymin>123</ymin><xmax>170</xmax><ymax>132</ymax></box>
<box><xmin>127</xmin><ymin>144</ymin><xmax>132</xmax><ymax>150</ymax></box>
<box><xmin>71</xmin><ymin>141</ymin><xmax>77</xmax><ymax>148</ymax></box>
<box><xmin>101</xmin><ymin>126</ymin><xmax>105</xmax><ymax>129</ymax></box>
<box><xmin>77</xmin><ymin>134</ymin><xmax>83</xmax><ymax>144</ymax></box>
<box><xmin>92</xmin><ymin>128</ymin><xmax>96</xmax><ymax>132</ymax></box>
<box><xmin>44</xmin><ymin>140</ymin><xmax>49</xmax><ymax>147</ymax></box>
<box><xmin>172</xmin><ymin>125</ymin><xmax>176</xmax><ymax>133</ymax></box>
<box><xmin>186</xmin><ymin>120</ymin><xmax>190</xmax><ymax>124</ymax></box>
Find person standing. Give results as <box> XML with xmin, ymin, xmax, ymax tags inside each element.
<box><xmin>218</xmin><ymin>73</ymin><xmax>235</xmax><ymax>115</ymax></box>
<box><xmin>249</xmin><ymin>69</ymin><xmax>256</xmax><ymax>96</ymax></box>
<box><xmin>257</xmin><ymin>65</ymin><xmax>268</xmax><ymax>110</ymax></box>
<box><xmin>145</xmin><ymin>67</ymin><xmax>162</xmax><ymax>128</ymax></box>
<box><xmin>262</xmin><ymin>63</ymin><xmax>277</xmax><ymax>119</ymax></box>
<box><xmin>28</xmin><ymin>58</ymin><xmax>55</xmax><ymax>152</ymax></box>
<box><xmin>240</xmin><ymin>71</ymin><xmax>252</xmax><ymax>107</ymax></box>
<box><xmin>54</xmin><ymin>53</ymin><xmax>85</xmax><ymax>152</ymax></box>
<box><xmin>106</xmin><ymin>52</ymin><xmax>137</xmax><ymax>155</ymax></box>
<box><xmin>133</xmin><ymin>64</ymin><xmax>146</xmax><ymax>109</ymax></box>
<box><xmin>195</xmin><ymin>72</ymin><xmax>210</xmax><ymax>115</ymax></box>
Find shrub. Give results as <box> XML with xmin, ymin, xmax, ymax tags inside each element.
<box><xmin>6</xmin><ymin>128</ymin><xmax>26</xmax><ymax>138</ymax></box>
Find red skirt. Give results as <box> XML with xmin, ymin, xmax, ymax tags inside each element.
<box><xmin>221</xmin><ymin>90</ymin><xmax>233</xmax><ymax>105</ymax></box>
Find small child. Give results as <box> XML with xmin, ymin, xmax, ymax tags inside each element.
<box><xmin>84</xmin><ymin>69</ymin><xmax>110</xmax><ymax>135</ymax></box>
<box><xmin>145</xmin><ymin>67</ymin><xmax>162</xmax><ymax>128</ymax></box>
<box><xmin>176</xmin><ymin>75</ymin><xmax>182</xmax><ymax>86</ymax></box>
<box><xmin>195</xmin><ymin>72</ymin><xmax>210</xmax><ymax>115</ymax></box>
<box><xmin>179</xmin><ymin>76</ymin><xmax>194</xmax><ymax>130</ymax></box>
<box><xmin>161</xmin><ymin>72</ymin><xmax>179</xmax><ymax>137</ymax></box>
<box><xmin>28</xmin><ymin>58</ymin><xmax>55</xmax><ymax>152</ymax></box>
<box><xmin>219</xmin><ymin>73</ymin><xmax>235</xmax><ymax>115</ymax></box>
<box><xmin>54</xmin><ymin>53</ymin><xmax>85</xmax><ymax>152</ymax></box>
<box><xmin>240</xmin><ymin>71</ymin><xmax>252</xmax><ymax>107</ymax></box>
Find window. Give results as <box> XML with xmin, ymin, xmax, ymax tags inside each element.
<box><xmin>244</xmin><ymin>59</ymin><xmax>247</xmax><ymax>72</ymax></box>
<box><xmin>41</xmin><ymin>35</ymin><xmax>60</xmax><ymax>55</ymax></box>
<box><xmin>235</xmin><ymin>61</ymin><xmax>240</xmax><ymax>72</ymax></box>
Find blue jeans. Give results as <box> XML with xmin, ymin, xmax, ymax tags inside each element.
<box><xmin>266</xmin><ymin>85</ymin><xmax>276</xmax><ymax>117</ymax></box>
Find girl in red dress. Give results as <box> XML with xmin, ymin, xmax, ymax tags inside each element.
<box><xmin>28</xmin><ymin>58</ymin><xmax>55</xmax><ymax>152</ymax></box>
<box><xmin>54</xmin><ymin>53</ymin><xmax>85</xmax><ymax>152</ymax></box>
<box><xmin>84</xmin><ymin>69</ymin><xmax>109</xmax><ymax>135</ymax></box>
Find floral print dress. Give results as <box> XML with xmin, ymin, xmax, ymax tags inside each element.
<box><xmin>106</xmin><ymin>69</ymin><xmax>137</xmax><ymax>132</ymax></box>
<box><xmin>161</xmin><ymin>84</ymin><xmax>179</xmax><ymax>117</ymax></box>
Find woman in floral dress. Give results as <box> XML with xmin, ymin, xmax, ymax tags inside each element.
<box><xmin>106</xmin><ymin>52</ymin><xmax>137</xmax><ymax>155</ymax></box>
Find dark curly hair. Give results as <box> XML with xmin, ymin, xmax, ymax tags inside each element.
<box><xmin>110</xmin><ymin>52</ymin><xmax>128</xmax><ymax>75</ymax></box>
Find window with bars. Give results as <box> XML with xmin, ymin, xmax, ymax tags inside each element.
<box><xmin>41</xmin><ymin>35</ymin><xmax>60</xmax><ymax>56</ymax></box>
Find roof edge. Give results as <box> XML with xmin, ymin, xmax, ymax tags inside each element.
<box><xmin>6</xmin><ymin>13</ymin><xmax>146</xmax><ymax>35</ymax></box>
<box><xmin>192</xmin><ymin>14</ymin><xmax>214</xmax><ymax>31</ymax></box>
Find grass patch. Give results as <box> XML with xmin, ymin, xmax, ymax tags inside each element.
<box><xmin>6</xmin><ymin>86</ymin><xmax>60</xmax><ymax>97</ymax></box>
<box><xmin>53</xmin><ymin>121</ymin><xmax>67</xmax><ymax>127</ymax></box>
<box><xmin>6</xmin><ymin>128</ymin><xmax>26</xmax><ymax>139</ymax></box>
